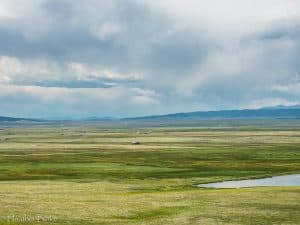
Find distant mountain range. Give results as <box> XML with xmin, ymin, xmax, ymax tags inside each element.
<box><xmin>125</xmin><ymin>105</ymin><xmax>300</xmax><ymax>121</ymax></box>
<box><xmin>1</xmin><ymin>105</ymin><xmax>300</xmax><ymax>123</ymax></box>
<box><xmin>0</xmin><ymin>116</ymin><xmax>41</xmax><ymax>123</ymax></box>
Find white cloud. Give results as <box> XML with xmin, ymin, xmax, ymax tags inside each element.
<box><xmin>143</xmin><ymin>0</ymin><xmax>300</xmax><ymax>38</ymax></box>
<box><xmin>0</xmin><ymin>4</ymin><xmax>16</xmax><ymax>18</ymax></box>
<box><xmin>246</xmin><ymin>98</ymin><xmax>299</xmax><ymax>109</ymax></box>
<box><xmin>131</xmin><ymin>88</ymin><xmax>158</xmax><ymax>105</ymax></box>
<box><xmin>0</xmin><ymin>55</ymin><xmax>62</xmax><ymax>83</ymax></box>
<box><xmin>69</xmin><ymin>62</ymin><xmax>143</xmax><ymax>81</ymax></box>
<box><xmin>91</xmin><ymin>21</ymin><xmax>122</xmax><ymax>41</ymax></box>
<box><xmin>0</xmin><ymin>55</ymin><xmax>143</xmax><ymax>86</ymax></box>
<box><xmin>272</xmin><ymin>83</ymin><xmax>300</xmax><ymax>94</ymax></box>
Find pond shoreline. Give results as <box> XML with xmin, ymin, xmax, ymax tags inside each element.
<box><xmin>198</xmin><ymin>173</ymin><xmax>300</xmax><ymax>189</ymax></box>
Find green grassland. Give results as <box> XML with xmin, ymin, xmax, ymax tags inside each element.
<box><xmin>0</xmin><ymin>121</ymin><xmax>299</xmax><ymax>224</ymax></box>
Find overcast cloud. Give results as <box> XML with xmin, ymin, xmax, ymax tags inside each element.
<box><xmin>0</xmin><ymin>0</ymin><xmax>300</xmax><ymax>118</ymax></box>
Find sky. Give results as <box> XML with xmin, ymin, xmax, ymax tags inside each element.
<box><xmin>0</xmin><ymin>0</ymin><xmax>300</xmax><ymax>118</ymax></box>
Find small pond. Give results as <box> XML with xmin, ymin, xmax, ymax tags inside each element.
<box><xmin>198</xmin><ymin>174</ymin><xmax>300</xmax><ymax>188</ymax></box>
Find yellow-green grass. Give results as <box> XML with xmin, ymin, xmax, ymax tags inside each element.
<box><xmin>0</xmin><ymin>124</ymin><xmax>299</xmax><ymax>224</ymax></box>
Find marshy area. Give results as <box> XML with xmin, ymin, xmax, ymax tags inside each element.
<box><xmin>0</xmin><ymin>121</ymin><xmax>299</xmax><ymax>224</ymax></box>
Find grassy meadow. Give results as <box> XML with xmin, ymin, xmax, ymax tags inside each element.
<box><xmin>0</xmin><ymin>121</ymin><xmax>299</xmax><ymax>224</ymax></box>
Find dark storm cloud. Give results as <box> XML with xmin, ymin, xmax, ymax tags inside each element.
<box><xmin>0</xmin><ymin>1</ymin><xmax>158</xmax><ymax>66</ymax></box>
